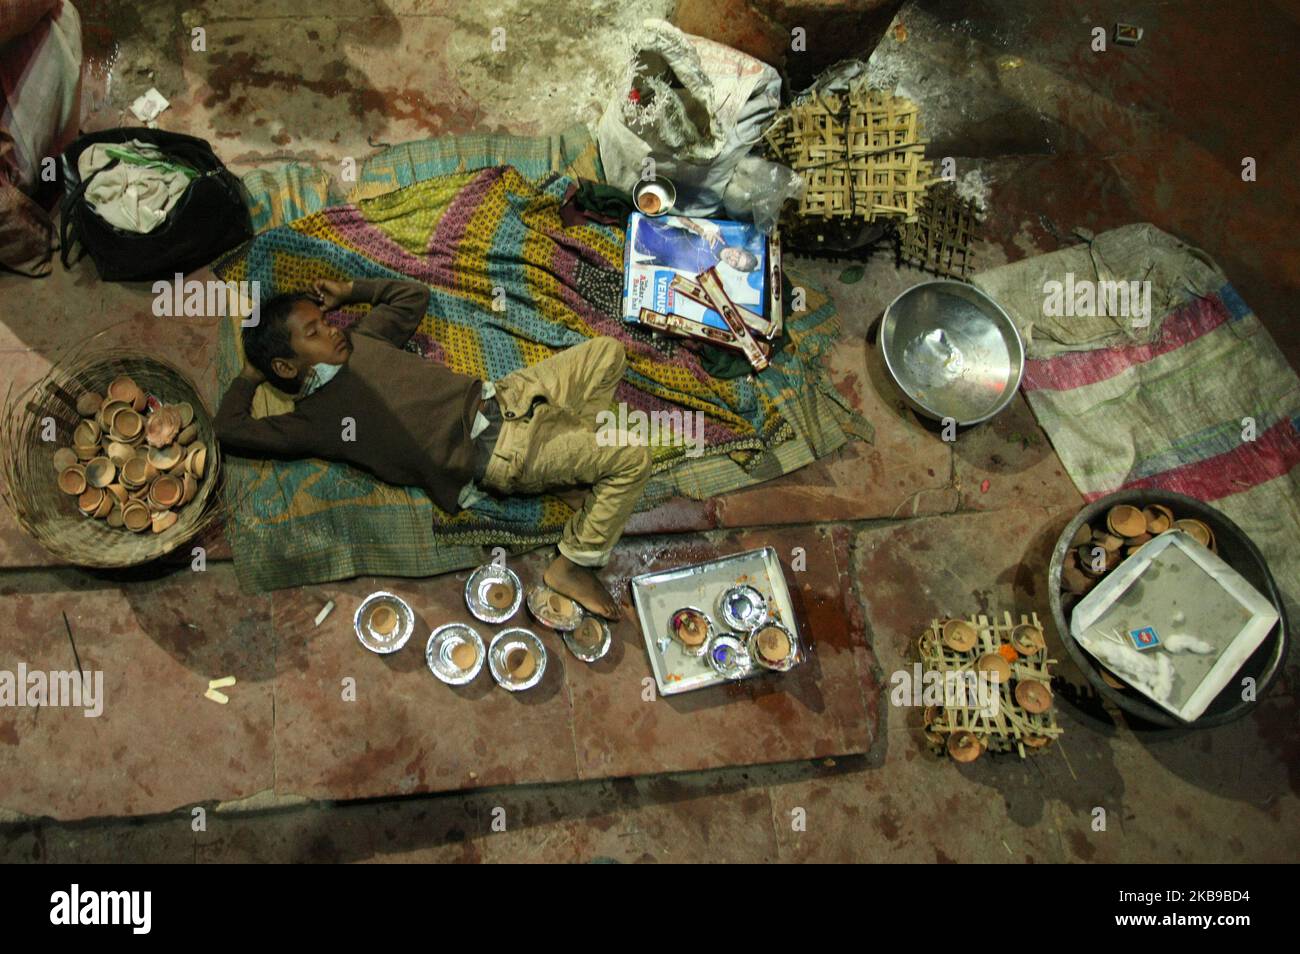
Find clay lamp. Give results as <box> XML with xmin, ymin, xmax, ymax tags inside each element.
<box><xmin>637</xmin><ymin>192</ymin><xmax>662</xmax><ymax>214</ymax></box>
<box><xmin>105</xmin><ymin>441</ymin><xmax>134</xmax><ymax>467</ymax></box>
<box><xmin>573</xmin><ymin>616</ymin><xmax>605</xmax><ymax>650</ymax></box>
<box><xmin>1143</xmin><ymin>504</ymin><xmax>1174</xmax><ymax>534</ymax></box>
<box><xmin>1011</xmin><ymin>624</ymin><xmax>1045</xmax><ymax>656</ymax></box>
<box><xmin>150</xmin><ymin>510</ymin><xmax>177</xmax><ymax>533</ymax></box>
<box><xmin>181</xmin><ymin>472</ymin><xmax>197</xmax><ymax>505</ymax></box>
<box><xmin>1107</xmin><ymin>504</ymin><xmax>1147</xmax><ymax>538</ymax></box>
<box><xmin>976</xmin><ymin>653</ymin><xmax>1011</xmax><ymax>683</ymax></box>
<box><xmin>1091</xmin><ymin>529</ymin><xmax>1124</xmax><ymax>553</ymax></box>
<box><xmin>450</xmin><ymin>641</ymin><xmax>478</xmax><ymax>671</ymax></box>
<box><xmin>186</xmin><ymin>444</ymin><xmax>208</xmax><ymax>479</ymax></box>
<box><xmin>485</xmin><ymin>581</ymin><xmax>516</xmax><ymax>611</ymax></box>
<box><xmin>121</xmin><ymin>456</ymin><xmax>155</xmax><ymax>489</ymax></box>
<box><xmin>52</xmin><ymin>447</ymin><xmax>79</xmax><ymax>472</ymax></box>
<box><xmin>755</xmin><ymin>625</ymin><xmax>791</xmax><ymax>664</ymax></box>
<box><xmin>1099</xmin><ymin>668</ymin><xmax>1128</xmax><ymax>690</ymax></box>
<box><xmin>1172</xmin><ymin>518</ymin><xmax>1214</xmax><ymax>550</ymax></box>
<box><xmin>176</xmin><ymin>401</ymin><xmax>195</xmax><ymax>428</ymax></box>
<box><xmin>506</xmin><ymin>646</ymin><xmax>536</xmax><ymax>681</ymax></box>
<box><xmin>122</xmin><ymin>501</ymin><xmax>151</xmax><ymax>533</ymax></box>
<box><xmin>148</xmin><ymin>443</ymin><xmax>183</xmax><ymax>472</ymax></box>
<box><xmin>149</xmin><ymin>474</ymin><xmax>183</xmax><ymax>509</ymax></box>
<box><xmin>73</xmin><ymin>419</ymin><xmax>100</xmax><ymax>447</ymax></box>
<box><xmin>107</xmin><ymin>375</ymin><xmax>140</xmax><ymax>406</ymax></box>
<box><xmin>58</xmin><ymin>465</ymin><xmax>87</xmax><ymax>496</ymax></box>
<box><xmin>85</xmin><ymin>457</ymin><xmax>115</xmax><ymax>489</ymax></box>
<box><xmin>98</xmin><ymin>399</ymin><xmax>131</xmax><ymax>432</ymax></box>
<box><xmin>1014</xmin><ymin>680</ymin><xmax>1053</xmax><ymax>714</ymax></box>
<box><xmin>178</xmin><ymin>423</ymin><xmax>199</xmax><ymax>446</ymax></box>
<box><xmin>111</xmin><ymin>408</ymin><xmax>144</xmax><ymax>443</ymax></box>
<box><xmin>673</xmin><ymin>610</ymin><xmax>708</xmax><ymax>648</ymax></box>
<box><xmin>105</xmin><ymin>484</ymin><xmax>128</xmax><ymax>506</ymax></box>
<box><xmin>941</xmin><ymin>619</ymin><xmax>978</xmax><ymax>652</ymax></box>
<box><xmin>947</xmin><ymin>730</ymin><xmax>983</xmax><ymax>763</ymax></box>
<box><xmin>369</xmin><ymin>605</ymin><xmax>398</xmax><ymax>637</ymax></box>
<box><xmin>76</xmin><ymin>391</ymin><xmax>104</xmax><ymax>417</ymax></box>
<box><xmin>1021</xmin><ymin>735</ymin><xmax>1050</xmax><ymax>749</ymax></box>
<box><xmin>1070</xmin><ymin>524</ymin><xmax>1092</xmax><ymax>548</ymax></box>
<box><xmin>77</xmin><ymin>487</ymin><xmax>105</xmax><ymax>516</ymax></box>
<box><xmin>106</xmin><ymin>502</ymin><xmax>125</xmax><ymax>528</ymax></box>
<box><xmin>546</xmin><ymin>591</ymin><xmax>577</xmax><ymax>621</ymax></box>
<box><xmin>1062</xmin><ymin>563</ymin><xmax>1096</xmax><ymax>595</ymax></box>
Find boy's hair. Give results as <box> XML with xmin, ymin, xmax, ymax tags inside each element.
<box><xmin>243</xmin><ymin>293</ymin><xmax>313</xmax><ymax>383</ymax></box>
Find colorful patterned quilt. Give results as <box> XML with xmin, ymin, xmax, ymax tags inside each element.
<box><xmin>214</xmin><ymin>164</ymin><xmax>862</xmax><ymax>592</ymax></box>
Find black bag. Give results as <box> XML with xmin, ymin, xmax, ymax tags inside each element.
<box><xmin>59</xmin><ymin>128</ymin><xmax>252</xmax><ymax>281</ymax></box>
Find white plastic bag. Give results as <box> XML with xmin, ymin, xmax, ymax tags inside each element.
<box><xmin>597</xmin><ymin>19</ymin><xmax>781</xmax><ymax>217</ymax></box>
<box><xmin>722</xmin><ymin>156</ymin><xmax>803</xmax><ymax>233</ymax></box>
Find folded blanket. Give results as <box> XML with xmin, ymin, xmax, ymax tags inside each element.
<box><xmin>215</xmin><ymin>164</ymin><xmax>862</xmax><ymax>591</ymax></box>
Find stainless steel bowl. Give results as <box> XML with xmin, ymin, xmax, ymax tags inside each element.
<box><xmin>353</xmin><ymin>591</ymin><xmax>415</xmax><ymax>654</ymax></box>
<box><xmin>632</xmin><ymin>176</ymin><xmax>676</xmax><ymax>217</ymax></box>
<box><xmin>426</xmin><ymin>622</ymin><xmax>486</xmax><ymax>686</ymax></box>
<box><xmin>879</xmin><ymin>281</ymin><xmax>1024</xmax><ymax>426</ymax></box>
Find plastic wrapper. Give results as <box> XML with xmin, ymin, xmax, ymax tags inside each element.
<box><xmin>722</xmin><ymin>156</ymin><xmax>803</xmax><ymax>234</ymax></box>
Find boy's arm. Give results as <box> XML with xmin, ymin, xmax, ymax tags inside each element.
<box><xmin>213</xmin><ymin>368</ymin><xmax>316</xmax><ymax>455</ymax></box>
<box><xmin>348</xmin><ymin>279</ymin><xmax>431</xmax><ymax>348</ymax></box>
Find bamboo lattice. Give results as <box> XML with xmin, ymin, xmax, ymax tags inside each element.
<box><xmin>765</xmin><ymin>87</ymin><xmax>939</xmax><ymax>224</ymax></box>
<box><xmin>917</xmin><ymin>610</ymin><xmax>1062</xmax><ymax>759</ymax></box>
<box><xmin>897</xmin><ymin>180</ymin><xmax>981</xmax><ymax>279</ymax></box>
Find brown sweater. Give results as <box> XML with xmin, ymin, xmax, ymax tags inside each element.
<box><xmin>214</xmin><ymin>279</ymin><xmax>482</xmax><ymax>513</ymax></box>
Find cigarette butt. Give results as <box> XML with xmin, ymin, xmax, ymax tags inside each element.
<box><xmin>208</xmin><ymin>676</ymin><xmax>236</xmax><ymax>690</ymax></box>
<box><xmin>314</xmin><ymin>600</ymin><xmax>336</xmax><ymax>626</ymax></box>
<box><xmin>204</xmin><ymin>688</ymin><xmax>229</xmax><ymax>705</ymax></box>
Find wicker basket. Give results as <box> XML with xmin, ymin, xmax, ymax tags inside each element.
<box><xmin>1</xmin><ymin>349</ymin><xmax>222</xmax><ymax>568</ymax></box>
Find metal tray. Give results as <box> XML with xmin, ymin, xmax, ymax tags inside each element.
<box><xmin>629</xmin><ymin>546</ymin><xmax>803</xmax><ymax>695</ymax></box>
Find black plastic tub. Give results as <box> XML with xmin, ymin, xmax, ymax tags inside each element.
<box><xmin>1048</xmin><ymin>489</ymin><xmax>1289</xmax><ymax>728</ymax></box>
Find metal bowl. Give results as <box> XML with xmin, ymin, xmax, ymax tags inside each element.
<box><xmin>704</xmin><ymin>633</ymin><xmax>750</xmax><ymax>679</ymax></box>
<box><xmin>632</xmin><ymin>176</ymin><xmax>676</xmax><ymax>217</ymax></box>
<box><xmin>426</xmin><ymin>622</ymin><xmax>486</xmax><ymax>686</ymax></box>
<box><xmin>563</xmin><ymin>616</ymin><xmax>611</xmax><ymax>663</ymax></box>
<box><xmin>465</xmin><ymin>563</ymin><xmax>523</xmax><ymax>624</ymax></box>
<box><xmin>353</xmin><ymin>591</ymin><xmax>415</xmax><ymax>654</ymax></box>
<box><xmin>487</xmin><ymin>628</ymin><xmax>547</xmax><ymax>692</ymax></box>
<box><xmin>747</xmin><ymin>619</ymin><xmax>799</xmax><ymax>672</ymax></box>
<box><xmin>1049</xmin><ymin>489</ymin><xmax>1289</xmax><ymax>728</ymax></box>
<box><xmin>717</xmin><ymin>585</ymin><xmax>768</xmax><ymax>632</ymax></box>
<box><xmin>879</xmin><ymin>280</ymin><xmax>1025</xmax><ymax>426</ymax></box>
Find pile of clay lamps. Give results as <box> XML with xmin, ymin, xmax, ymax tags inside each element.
<box><xmin>53</xmin><ymin>375</ymin><xmax>208</xmax><ymax>534</ymax></box>
<box><xmin>1061</xmin><ymin>503</ymin><xmax>1216</xmax><ymax>596</ymax></box>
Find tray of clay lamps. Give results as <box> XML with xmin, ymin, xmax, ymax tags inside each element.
<box><xmin>629</xmin><ymin>546</ymin><xmax>803</xmax><ymax>696</ymax></box>
<box><xmin>917</xmin><ymin>611</ymin><xmax>1062</xmax><ymax>760</ymax></box>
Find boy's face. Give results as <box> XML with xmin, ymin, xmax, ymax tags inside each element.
<box><xmin>271</xmin><ymin>300</ymin><xmax>352</xmax><ymax>381</ymax></box>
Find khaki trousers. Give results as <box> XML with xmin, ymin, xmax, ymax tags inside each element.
<box><xmin>483</xmin><ymin>337</ymin><xmax>651</xmax><ymax>567</ymax></box>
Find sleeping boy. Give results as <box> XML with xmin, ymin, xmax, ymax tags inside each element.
<box><xmin>214</xmin><ymin>278</ymin><xmax>649</xmax><ymax>618</ymax></box>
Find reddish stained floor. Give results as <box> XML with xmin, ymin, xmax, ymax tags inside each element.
<box><xmin>0</xmin><ymin>0</ymin><xmax>1297</xmax><ymax>861</ymax></box>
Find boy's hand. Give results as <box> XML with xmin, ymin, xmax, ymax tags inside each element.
<box><xmin>311</xmin><ymin>279</ymin><xmax>354</xmax><ymax>311</ymax></box>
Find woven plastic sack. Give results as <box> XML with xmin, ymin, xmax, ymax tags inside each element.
<box><xmin>597</xmin><ymin>18</ymin><xmax>780</xmax><ymax>217</ymax></box>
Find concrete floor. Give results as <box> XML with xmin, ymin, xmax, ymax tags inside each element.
<box><xmin>1</xmin><ymin>0</ymin><xmax>1297</xmax><ymax>862</ymax></box>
